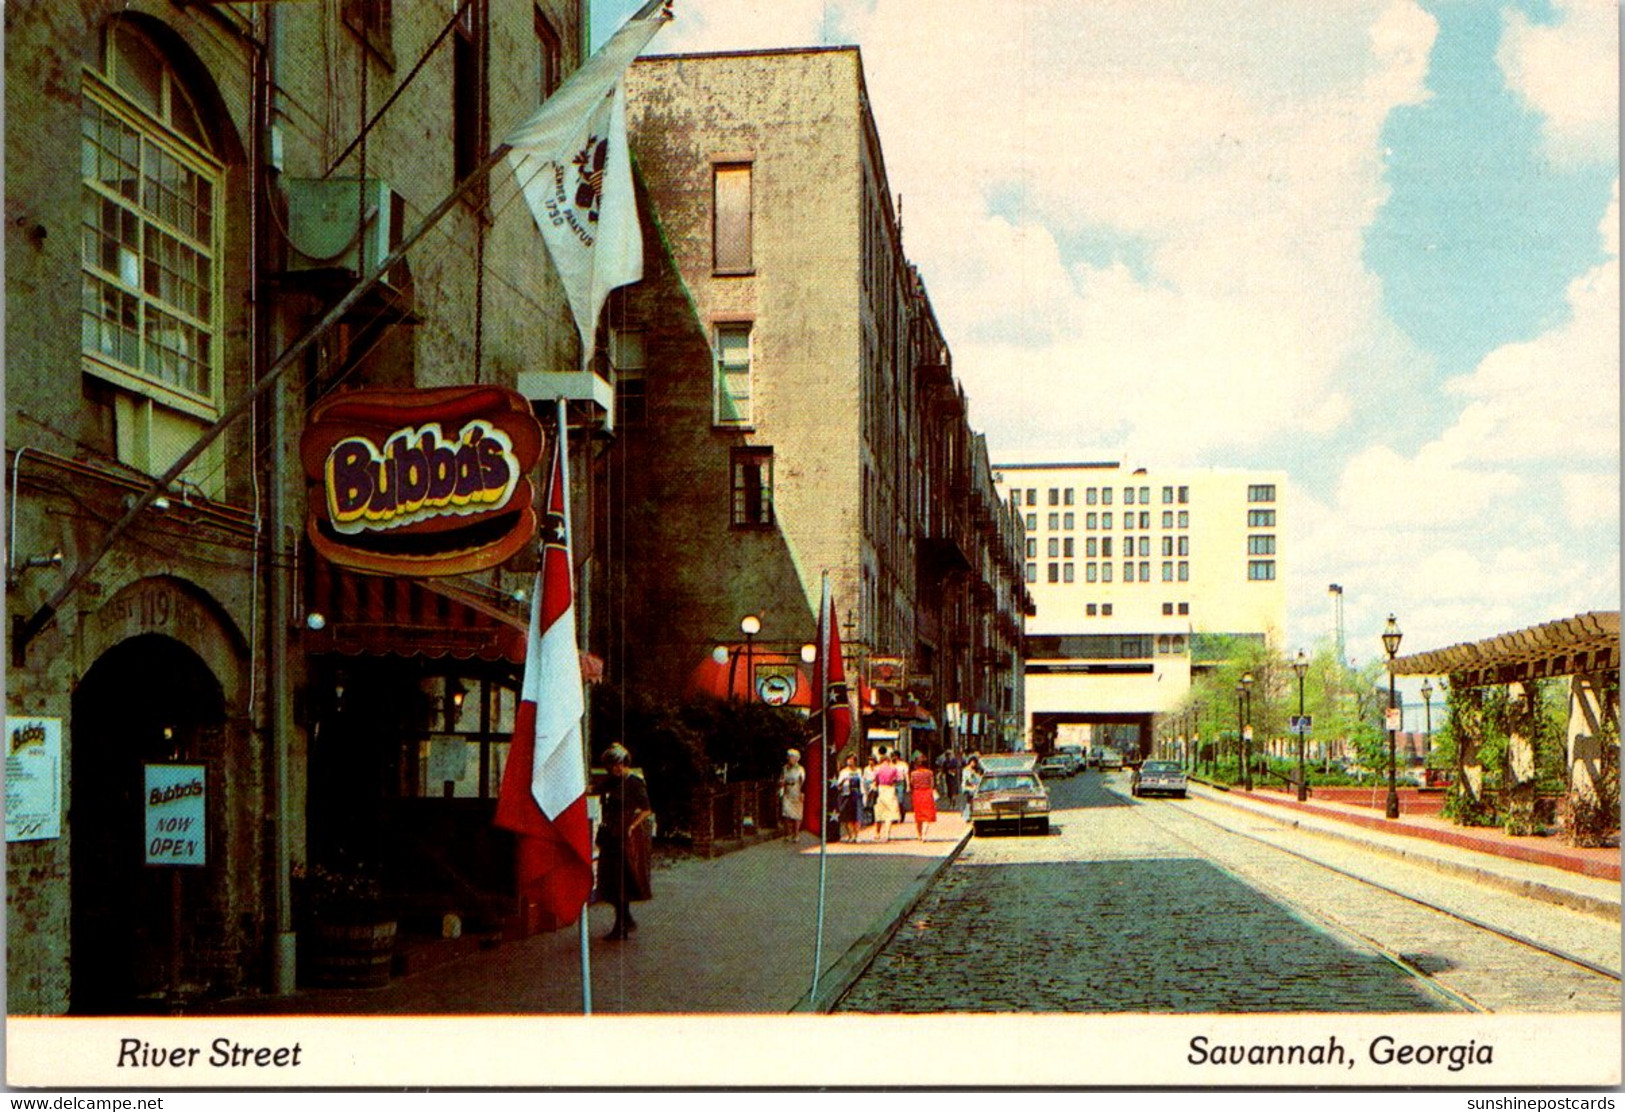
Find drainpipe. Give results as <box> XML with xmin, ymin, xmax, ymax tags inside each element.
<box><xmin>261</xmin><ymin>3</ymin><xmax>297</xmax><ymax>996</ymax></box>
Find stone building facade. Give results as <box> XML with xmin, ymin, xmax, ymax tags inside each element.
<box><xmin>6</xmin><ymin>0</ymin><xmax>589</xmax><ymax>1014</ymax></box>
<box><xmin>616</xmin><ymin>48</ymin><xmax>1026</xmax><ymax>752</ymax></box>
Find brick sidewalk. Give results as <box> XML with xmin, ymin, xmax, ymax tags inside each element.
<box><xmin>196</xmin><ymin>813</ymin><xmax>970</xmax><ymax>1016</ymax></box>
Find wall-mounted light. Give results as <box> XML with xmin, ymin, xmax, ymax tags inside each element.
<box><xmin>800</xmin><ymin>643</ymin><xmax>817</xmax><ymax>664</ymax></box>
<box><xmin>306</xmin><ymin>611</ymin><xmax>327</xmax><ymax>631</ymax></box>
<box><xmin>712</xmin><ymin>645</ymin><xmax>730</xmax><ymax>664</ymax></box>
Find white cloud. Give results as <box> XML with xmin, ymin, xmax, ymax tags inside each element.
<box><xmin>1435</xmin><ymin>179</ymin><xmax>1619</xmax><ymax>466</ymax></box>
<box><xmin>1499</xmin><ymin>0</ymin><xmax>1619</xmax><ymax>168</ymax></box>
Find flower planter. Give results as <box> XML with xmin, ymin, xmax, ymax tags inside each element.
<box><xmin>303</xmin><ymin>919</ymin><xmax>398</xmax><ymax>989</ymax></box>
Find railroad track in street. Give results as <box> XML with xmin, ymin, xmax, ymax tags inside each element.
<box><xmin>1123</xmin><ymin>787</ymin><xmax>1621</xmax><ymax>1013</ymax></box>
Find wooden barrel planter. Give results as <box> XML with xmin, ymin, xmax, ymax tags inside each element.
<box><xmin>303</xmin><ymin>919</ymin><xmax>398</xmax><ymax>989</ymax></box>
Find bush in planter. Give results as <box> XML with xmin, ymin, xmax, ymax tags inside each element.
<box><xmin>293</xmin><ymin>860</ymin><xmax>398</xmax><ymax>989</ymax></box>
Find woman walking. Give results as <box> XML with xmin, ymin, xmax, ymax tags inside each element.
<box><xmin>834</xmin><ymin>755</ymin><xmax>866</xmax><ymax>843</ymax></box>
<box><xmin>909</xmin><ymin>754</ymin><xmax>938</xmax><ymax>841</ymax></box>
<box><xmin>960</xmin><ymin>756</ymin><xmax>983</xmax><ymax>821</ymax></box>
<box><xmin>871</xmin><ymin>750</ymin><xmax>903</xmax><ymax>842</ymax></box>
<box><xmin>778</xmin><ymin>748</ymin><xmax>807</xmax><ymax>845</ymax></box>
<box><xmin>596</xmin><ymin>744</ymin><xmax>653</xmax><ymax>941</ymax></box>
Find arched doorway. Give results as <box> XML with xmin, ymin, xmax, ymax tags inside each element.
<box><xmin>70</xmin><ymin>633</ymin><xmax>225</xmax><ymax>1013</ymax></box>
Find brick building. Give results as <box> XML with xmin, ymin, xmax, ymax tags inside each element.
<box><xmin>5</xmin><ymin>0</ymin><xmax>594</xmax><ymax>1014</ymax></box>
<box><xmin>614</xmin><ymin>47</ymin><xmax>1027</xmax><ymax>753</ymax></box>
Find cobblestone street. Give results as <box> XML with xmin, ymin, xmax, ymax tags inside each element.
<box><xmin>836</xmin><ymin>770</ymin><xmax>1620</xmax><ymax>1014</ymax></box>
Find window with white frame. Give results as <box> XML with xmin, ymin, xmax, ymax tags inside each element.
<box><xmin>714</xmin><ymin>322</ymin><xmax>753</xmax><ymax>426</ymax></box>
<box><xmin>81</xmin><ymin>24</ymin><xmax>222</xmax><ymax>413</ymax></box>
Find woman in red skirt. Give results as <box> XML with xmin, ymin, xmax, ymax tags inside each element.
<box><xmin>908</xmin><ymin>754</ymin><xmax>938</xmax><ymax>841</ymax></box>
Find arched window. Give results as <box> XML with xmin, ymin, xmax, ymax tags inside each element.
<box><xmin>81</xmin><ymin>21</ymin><xmax>221</xmax><ymax>416</ymax></box>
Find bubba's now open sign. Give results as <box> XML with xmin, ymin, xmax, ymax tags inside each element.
<box><xmin>300</xmin><ymin>386</ymin><xmax>544</xmax><ymax>576</ymax></box>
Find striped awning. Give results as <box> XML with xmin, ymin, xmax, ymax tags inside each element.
<box><xmin>303</xmin><ymin>556</ymin><xmax>528</xmax><ymax>664</ymax></box>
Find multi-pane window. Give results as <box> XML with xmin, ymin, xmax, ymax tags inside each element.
<box><xmin>1063</xmin><ymin>563</ymin><xmax>1074</xmax><ymax>583</ymax></box>
<box><xmin>1248</xmin><ymin>509</ymin><xmax>1276</xmax><ymax>527</ymax></box>
<box><xmin>1048</xmin><ymin>513</ymin><xmax>1060</xmax><ymax>530</ymax></box>
<box><xmin>1026</xmin><ymin>563</ymin><xmax>1036</xmax><ymax>583</ymax></box>
<box><xmin>1048</xmin><ymin>538</ymin><xmax>1059</xmax><ymax>558</ymax></box>
<box><xmin>1102</xmin><ymin>488</ymin><xmax>1113</xmax><ymax>505</ymax></box>
<box><xmin>1087</xmin><ymin>513</ymin><xmax>1098</xmax><ymax>530</ymax></box>
<box><xmin>1178</xmin><ymin>486</ymin><xmax>1189</xmax><ymax>503</ymax></box>
<box><xmin>453</xmin><ymin>1</ymin><xmax>487</xmax><ymax>188</ymax></box>
<box><xmin>714</xmin><ymin>322</ymin><xmax>752</xmax><ymax>425</ymax></box>
<box><xmin>1048</xmin><ymin>489</ymin><xmax>1059</xmax><ymax>506</ymax></box>
<box><xmin>1178</xmin><ymin>602</ymin><xmax>1189</xmax><ymax>614</ymax></box>
<box><xmin>1248</xmin><ymin>535</ymin><xmax>1276</xmax><ymax>555</ymax></box>
<box><xmin>1162</xmin><ymin>511</ymin><xmax>1173</xmax><ymax>528</ymax></box>
<box><xmin>1178</xmin><ymin>561</ymin><xmax>1189</xmax><ymax>581</ymax></box>
<box><xmin>81</xmin><ymin>24</ymin><xmax>221</xmax><ymax>408</ymax></box>
<box><xmin>1161</xmin><ymin>536</ymin><xmax>1174</xmax><ymax>557</ymax></box>
<box><xmin>1026</xmin><ymin>539</ymin><xmax>1037</xmax><ymax>558</ymax></box>
<box><xmin>1087</xmin><ymin>602</ymin><xmax>1098</xmax><ymax>614</ymax></box>
<box><xmin>1048</xmin><ymin>563</ymin><xmax>1059</xmax><ymax>583</ymax></box>
<box><xmin>1063</xmin><ymin>512</ymin><xmax>1074</xmax><ymax>530</ymax></box>
<box><xmin>534</xmin><ymin>8</ymin><xmax>562</xmax><ymax>98</ymax></box>
<box><xmin>1086</xmin><ymin>538</ymin><xmax>1098</xmax><ymax>558</ymax></box>
<box><xmin>713</xmin><ymin>163</ymin><xmax>753</xmax><ymax>272</ymax></box>
<box><xmin>1139</xmin><ymin>561</ymin><xmax>1150</xmax><ymax>581</ymax></box>
<box><xmin>344</xmin><ymin>0</ymin><xmax>396</xmax><ymax>65</ymax></box>
<box><xmin>1162</xmin><ymin>486</ymin><xmax>1174</xmax><ymax>503</ymax></box>
<box><xmin>1026</xmin><ymin>513</ymin><xmax>1037</xmax><ymax>530</ymax></box>
<box><xmin>1162</xmin><ymin>562</ymin><xmax>1173</xmax><ymax>581</ymax></box>
<box><xmin>1101</xmin><ymin>565</ymin><xmax>1113</xmax><ymax>583</ymax></box>
<box><xmin>611</xmin><ymin>327</ymin><xmax>646</xmax><ymax>425</ymax></box>
<box><xmin>1162</xmin><ymin>603</ymin><xmax>1175</xmax><ymax>615</ymax></box>
<box><xmin>1027</xmin><ymin>488</ymin><xmax>1037</xmax><ymax>503</ymax></box>
<box><xmin>1124</xmin><ymin>487</ymin><xmax>1136</xmax><ymax>505</ymax></box>
<box><xmin>1063</xmin><ymin>538</ymin><xmax>1074</xmax><ymax>558</ymax></box>
<box><xmin>1139</xmin><ymin>486</ymin><xmax>1150</xmax><ymax>503</ymax></box>
<box><xmin>1010</xmin><ymin>489</ymin><xmax>1022</xmax><ymax>507</ymax></box>
<box><xmin>1177</xmin><ymin>511</ymin><xmax>1189</xmax><ymax>528</ymax></box>
<box><xmin>1138</xmin><ymin>537</ymin><xmax>1151</xmax><ymax>558</ymax></box>
<box><xmin>1086</xmin><ymin>565</ymin><xmax>1098</xmax><ymax>584</ymax></box>
<box><xmin>1123</xmin><ymin>562</ymin><xmax>1134</xmax><ymax>583</ymax></box>
<box><xmin>730</xmin><ymin>447</ymin><xmax>773</xmax><ymax>527</ymax></box>
<box><xmin>1178</xmin><ymin>536</ymin><xmax>1189</xmax><ymax>556</ymax></box>
<box><xmin>1102</xmin><ymin>604</ymin><xmax>1113</xmax><ymax>616</ymax></box>
<box><xmin>1064</xmin><ymin>489</ymin><xmax>1075</xmax><ymax>506</ymax></box>
<box><xmin>1102</xmin><ymin>537</ymin><xmax>1113</xmax><ymax>559</ymax></box>
<box><xmin>1248</xmin><ymin>484</ymin><xmax>1276</xmax><ymax>502</ymax></box>
<box><xmin>1139</xmin><ymin>512</ymin><xmax>1150</xmax><ymax>529</ymax></box>
<box><xmin>1248</xmin><ymin>560</ymin><xmax>1276</xmax><ymax>580</ymax></box>
<box><xmin>1086</xmin><ymin>488</ymin><xmax>1098</xmax><ymax>505</ymax></box>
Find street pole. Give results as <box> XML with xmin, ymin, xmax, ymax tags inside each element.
<box><xmin>1383</xmin><ymin>615</ymin><xmax>1403</xmax><ymax>820</ymax></box>
<box><xmin>1421</xmin><ymin>679</ymin><xmax>1434</xmax><ymax>765</ymax></box>
<box><xmin>1293</xmin><ymin>650</ymin><xmax>1308</xmax><ymax>802</ymax></box>
<box><xmin>1234</xmin><ymin>682</ymin><xmax>1244</xmax><ymax>786</ymax></box>
<box><xmin>1241</xmin><ymin>671</ymin><xmax>1254</xmax><ymax>791</ymax></box>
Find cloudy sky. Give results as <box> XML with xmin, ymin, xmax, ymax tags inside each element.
<box><xmin>595</xmin><ymin>0</ymin><xmax>1618</xmax><ymax>677</ymax></box>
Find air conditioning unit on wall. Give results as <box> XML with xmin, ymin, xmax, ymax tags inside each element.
<box><xmin>283</xmin><ymin>177</ymin><xmax>405</xmax><ymax>288</ymax></box>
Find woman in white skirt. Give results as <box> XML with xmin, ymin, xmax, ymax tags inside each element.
<box><xmin>778</xmin><ymin>749</ymin><xmax>807</xmax><ymax>845</ymax></box>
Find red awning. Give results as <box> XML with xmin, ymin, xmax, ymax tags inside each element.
<box><xmin>686</xmin><ymin>649</ymin><xmax>814</xmax><ymax>707</ymax></box>
<box><xmin>304</xmin><ymin>557</ymin><xmax>528</xmax><ymax>665</ymax></box>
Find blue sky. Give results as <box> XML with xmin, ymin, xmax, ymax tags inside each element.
<box><xmin>592</xmin><ymin>0</ymin><xmax>1618</xmax><ymax>669</ymax></box>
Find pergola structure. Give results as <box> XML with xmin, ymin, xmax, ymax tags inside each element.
<box><xmin>1392</xmin><ymin>611</ymin><xmax>1619</xmax><ymax>844</ymax></box>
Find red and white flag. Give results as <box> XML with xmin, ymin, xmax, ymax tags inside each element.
<box><xmin>504</xmin><ymin>0</ymin><xmax>670</xmax><ymax>369</ymax></box>
<box><xmin>804</xmin><ymin>578</ymin><xmax>850</xmax><ymax>837</ymax></box>
<box><xmin>494</xmin><ymin>405</ymin><xmax>591</xmax><ymax>930</ymax></box>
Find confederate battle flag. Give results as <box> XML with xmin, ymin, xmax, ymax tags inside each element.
<box><xmin>494</xmin><ymin>404</ymin><xmax>592</xmax><ymax>929</ymax></box>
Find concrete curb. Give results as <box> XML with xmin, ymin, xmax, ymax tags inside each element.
<box><xmin>1191</xmin><ymin>784</ymin><xmax>1622</xmax><ymax>922</ymax></box>
<box><xmin>789</xmin><ymin>825</ymin><xmax>975</xmax><ymax>1013</ymax></box>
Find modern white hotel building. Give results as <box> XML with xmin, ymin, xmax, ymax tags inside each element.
<box><xmin>992</xmin><ymin>461</ymin><xmax>1287</xmax><ymax>755</ymax></box>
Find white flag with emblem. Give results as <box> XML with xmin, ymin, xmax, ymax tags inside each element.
<box><xmin>504</xmin><ymin>1</ymin><xmax>668</xmax><ymax>368</ymax></box>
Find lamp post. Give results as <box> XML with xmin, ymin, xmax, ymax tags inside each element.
<box><xmin>1292</xmin><ymin>650</ymin><xmax>1309</xmax><ymax>801</ymax></box>
<box><xmin>1234</xmin><ymin>680</ymin><xmax>1245</xmax><ymax>787</ymax></box>
<box><xmin>1421</xmin><ymin>678</ymin><xmax>1434</xmax><ymax>763</ymax></box>
<box><xmin>1382</xmin><ymin>614</ymin><xmax>1403</xmax><ymax>819</ymax></box>
<box><xmin>740</xmin><ymin>614</ymin><xmax>761</xmax><ymax>703</ymax></box>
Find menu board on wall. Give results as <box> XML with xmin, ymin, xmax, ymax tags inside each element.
<box><xmin>5</xmin><ymin>717</ymin><xmax>62</xmax><ymax>842</ymax></box>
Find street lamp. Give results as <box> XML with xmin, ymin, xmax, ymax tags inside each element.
<box><xmin>1292</xmin><ymin>650</ymin><xmax>1309</xmax><ymax>801</ymax></box>
<box><xmin>1382</xmin><ymin>614</ymin><xmax>1403</xmax><ymax>819</ymax></box>
<box><xmin>740</xmin><ymin>614</ymin><xmax>761</xmax><ymax>703</ymax></box>
<box><xmin>1420</xmin><ymin>678</ymin><xmax>1434</xmax><ymax>763</ymax></box>
<box><xmin>1234</xmin><ymin>680</ymin><xmax>1245</xmax><ymax>788</ymax></box>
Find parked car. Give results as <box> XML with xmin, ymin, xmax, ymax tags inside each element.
<box><xmin>1097</xmin><ymin>748</ymin><xmax>1124</xmax><ymax>770</ymax></box>
<box><xmin>970</xmin><ymin>770</ymin><xmax>1051</xmax><ymax>835</ymax></box>
<box><xmin>1130</xmin><ymin>760</ymin><xmax>1188</xmax><ymax>798</ymax></box>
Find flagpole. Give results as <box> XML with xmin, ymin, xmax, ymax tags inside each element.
<box><xmin>811</xmin><ymin>573</ymin><xmax>831</xmax><ymax>1003</ymax></box>
<box><xmin>553</xmin><ymin>396</ymin><xmax>594</xmax><ymax>1017</ymax></box>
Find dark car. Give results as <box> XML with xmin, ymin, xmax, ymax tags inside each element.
<box><xmin>970</xmin><ymin>770</ymin><xmax>1051</xmax><ymax>835</ymax></box>
<box><xmin>1130</xmin><ymin>760</ymin><xmax>1188</xmax><ymax>798</ymax></box>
